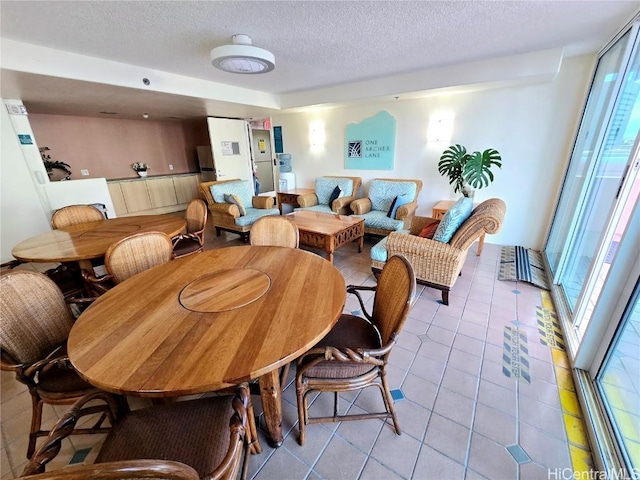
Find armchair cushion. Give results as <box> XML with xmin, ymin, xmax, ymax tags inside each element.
<box><xmin>361</xmin><ymin>210</ymin><xmax>404</xmax><ymax>232</ymax></box>
<box><xmin>210</xmin><ymin>180</ymin><xmax>253</xmax><ymax>207</ymax></box>
<box><xmin>224</xmin><ymin>193</ymin><xmax>246</xmax><ymax>216</ymax></box>
<box><xmin>234</xmin><ymin>208</ymin><xmax>280</xmax><ymax>227</ymax></box>
<box><xmin>419</xmin><ymin>220</ymin><xmax>440</xmax><ymax>238</ymax></box>
<box><xmin>433</xmin><ymin>197</ymin><xmax>473</xmax><ymax>243</ymax></box>
<box><xmin>369</xmin><ymin>180</ymin><xmax>417</xmax><ymax>212</ymax></box>
<box><xmin>316</xmin><ymin>177</ymin><xmax>353</xmax><ymax>204</ymax></box>
<box><xmin>328</xmin><ymin>185</ymin><xmax>342</xmax><ymax>205</ymax></box>
<box><xmin>387</xmin><ymin>192</ymin><xmax>413</xmax><ymax>218</ymax></box>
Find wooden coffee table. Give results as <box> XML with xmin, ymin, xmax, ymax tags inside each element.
<box><xmin>286</xmin><ymin>210</ymin><xmax>364</xmax><ymax>263</ymax></box>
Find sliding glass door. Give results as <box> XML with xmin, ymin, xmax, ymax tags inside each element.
<box><xmin>545</xmin><ymin>23</ymin><xmax>640</xmax><ymax>336</ymax></box>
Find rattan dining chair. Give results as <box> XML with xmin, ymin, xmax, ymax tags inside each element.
<box><xmin>50</xmin><ymin>204</ymin><xmax>105</xmax><ymax>229</ymax></box>
<box><xmin>295</xmin><ymin>255</ymin><xmax>417</xmax><ymax>445</ymax></box>
<box><xmin>249</xmin><ymin>215</ymin><xmax>299</xmax><ymax>248</ymax></box>
<box><xmin>20</xmin><ymin>384</ymin><xmax>261</xmax><ymax>480</ymax></box>
<box><xmin>172</xmin><ymin>199</ymin><xmax>208</xmax><ymax>258</ymax></box>
<box><xmin>82</xmin><ymin>231</ymin><xmax>174</xmax><ymax>296</ymax></box>
<box><xmin>0</xmin><ymin>271</ymin><xmax>114</xmax><ymax>459</ymax></box>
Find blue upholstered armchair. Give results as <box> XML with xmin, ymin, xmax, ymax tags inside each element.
<box><xmin>296</xmin><ymin>176</ymin><xmax>362</xmax><ymax>215</ymax></box>
<box><xmin>199</xmin><ymin>179</ymin><xmax>279</xmax><ymax>242</ymax></box>
<box><xmin>350</xmin><ymin>178</ymin><xmax>423</xmax><ymax>236</ymax></box>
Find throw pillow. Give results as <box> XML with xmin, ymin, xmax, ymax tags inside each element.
<box><xmin>328</xmin><ymin>185</ymin><xmax>342</xmax><ymax>205</ymax></box>
<box><xmin>224</xmin><ymin>193</ymin><xmax>246</xmax><ymax>216</ymax></box>
<box><xmin>418</xmin><ymin>220</ymin><xmax>440</xmax><ymax>239</ymax></box>
<box><xmin>433</xmin><ymin>197</ymin><xmax>473</xmax><ymax>243</ymax></box>
<box><xmin>387</xmin><ymin>193</ymin><xmax>412</xmax><ymax>219</ymax></box>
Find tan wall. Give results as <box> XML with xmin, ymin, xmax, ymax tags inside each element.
<box><xmin>29</xmin><ymin>114</ymin><xmax>209</xmax><ymax>180</ymax></box>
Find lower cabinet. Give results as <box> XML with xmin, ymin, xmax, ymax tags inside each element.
<box><xmin>107</xmin><ymin>174</ymin><xmax>200</xmax><ymax>216</ymax></box>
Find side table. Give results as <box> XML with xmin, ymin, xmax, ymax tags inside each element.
<box><xmin>432</xmin><ymin>200</ymin><xmax>485</xmax><ymax>256</ymax></box>
<box><xmin>276</xmin><ymin>188</ymin><xmax>315</xmax><ymax>214</ymax></box>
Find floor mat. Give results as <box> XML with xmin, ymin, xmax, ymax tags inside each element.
<box><xmin>499</xmin><ymin>246</ymin><xmax>550</xmax><ymax>290</ymax></box>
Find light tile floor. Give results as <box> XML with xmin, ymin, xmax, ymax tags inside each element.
<box><xmin>1</xmin><ymin>223</ymin><xmax>590</xmax><ymax>479</ymax></box>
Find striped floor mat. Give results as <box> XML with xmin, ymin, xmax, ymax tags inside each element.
<box><xmin>498</xmin><ymin>246</ymin><xmax>550</xmax><ymax>290</ymax></box>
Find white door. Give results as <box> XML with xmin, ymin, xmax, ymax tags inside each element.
<box><xmin>207</xmin><ymin>118</ymin><xmax>253</xmax><ymax>182</ymax></box>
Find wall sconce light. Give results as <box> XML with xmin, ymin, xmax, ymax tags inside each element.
<box><xmin>309</xmin><ymin>122</ymin><xmax>326</xmax><ymax>149</ymax></box>
<box><xmin>427</xmin><ymin>115</ymin><xmax>454</xmax><ymax>146</ymax></box>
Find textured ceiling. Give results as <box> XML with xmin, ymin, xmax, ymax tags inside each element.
<box><xmin>0</xmin><ymin>0</ymin><xmax>638</xmax><ymax>118</ymax></box>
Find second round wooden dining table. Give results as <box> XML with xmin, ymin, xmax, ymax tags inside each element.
<box><xmin>11</xmin><ymin>214</ymin><xmax>186</xmax><ymax>271</ymax></box>
<box><xmin>67</xmin><ymin>245</ymin><xmax>346</xmax><ymax>447</ymax></box>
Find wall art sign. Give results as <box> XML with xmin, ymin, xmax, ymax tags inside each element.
<box><xmin>345</xmin><ymin>111</ymin><xmax>396</xmax><ymax>170</ymax></box>
<box><xmin>18</xmin><ymin>134</ymin><xmax>33</xmax><ymax>145</ymax></box>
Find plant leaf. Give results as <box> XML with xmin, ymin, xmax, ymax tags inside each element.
<box><xmin>438</xmin><ymin>144</ymin><xmax>468</xmax><ymax>193</ymax></box>
<box><xmin>462</xmin><ymin>149</ymin><xmax>502</xmax><ymax>189</ymax></box>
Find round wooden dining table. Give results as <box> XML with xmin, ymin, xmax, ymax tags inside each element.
<box><xmin>11</xmin><ymin>214</ymin><xmax>186</xmax><ymax>271</ymax></box>
<box><xmin>67</xmin><ymin>245</ymin><xmax>346</xmax><ymax>447</ymax></box>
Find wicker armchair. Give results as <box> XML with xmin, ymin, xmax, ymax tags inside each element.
<box><xmin>250</xmin><ymin>216</ymin><xmax>299</xmax><ymax>248</ymax></box>
<box><xmin>0</xmin><ymin>271</ymin><xmax>113</xmax><ymax>459</ymax></box>
<box><xmin>172</xmin><ymin>199</ymin><xmax>208</xmax><ymax>258</ymax></box>
<box><xmin>296</xmin><ymin>176</ymin><xmax>362</xmax><ymax>215</ymax></box>
<box><xmin>350</xmin><ymin>178</ymin><xmax>423</xmax><ymax>236</ymax></box>
<box><xmin>82</xmin><ymin>231</ymin><xmax>173</xmax><ymax>296</ymax></box>
<box><xmin>20</xmin><ymin>384</ymin><xmax>261</xmax><ymax>480</ymax></box>
<box><xmin>199</xmin><ymin>179</ymin><xmax>279</xmax><ymax>242</ymax></box>
<box><xmin>295</xmin><ymin>255</ymin><xmax>416</xmax><ymax>445</ymax></box>
<box><xmin>51</xmin><ymin>204</ymin><xmax>105</xmax><ymax>229</ymax></box>
<box><xmin>372</xmin><ymin>198</ymin><xmax>506</xmax><ymax>305</ymax></box>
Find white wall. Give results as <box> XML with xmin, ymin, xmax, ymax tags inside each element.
<box><xmin>0</xmin><ymin>99</ymin><xmax>51</xmax><ymax>264</ymax></box>
<box><xmin>271</xmin><ymin>55</ymin><xmax>595</xmax><ymax>249</ymax></box>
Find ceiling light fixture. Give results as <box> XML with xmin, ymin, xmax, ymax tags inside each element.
<box><xmin>211</xmin><ymin>34</ymin><xmax>275</xmax><ymax>74</ymax></box>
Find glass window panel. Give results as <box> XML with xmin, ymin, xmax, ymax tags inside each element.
<box><xmin>596</xmin><ymin>280</ymin><xmax>640</xmax><ymax>475</ymax></box>
<box><xmin>559</xmin><ymin>46</ymin><xmax>640</xmax><ymax>311</ymax></box>
<box><xmin>545</xmin><ymin>32</ymin><xmax>631</xmax><ymax>276</ymax></box>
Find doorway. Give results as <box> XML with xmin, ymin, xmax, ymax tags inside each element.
<box><xmin>250</xmin><ymin>127</ymin><xmax>275</xmax><ymax>194</ymax></box>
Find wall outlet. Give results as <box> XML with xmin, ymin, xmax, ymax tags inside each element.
<box><xmin>168</xmin><ymin>164</ymin><xmax>174</xmax><ymax>170</ymax></box>
<box><xmin>80</xmin><ymin>169</ymin><xmax>89</xmax><ymax>176</ymax></box>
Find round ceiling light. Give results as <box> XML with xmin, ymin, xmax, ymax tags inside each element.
<box><xmin>211</xmin><ymin>34</ymin><xmax>275</xmax><ymax>74</ymax></box>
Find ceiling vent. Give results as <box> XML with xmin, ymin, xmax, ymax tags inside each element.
<box><xmin>210</xmin><ymin>34</ymin><xmax>275</xmax><ymax>74</ymax></box>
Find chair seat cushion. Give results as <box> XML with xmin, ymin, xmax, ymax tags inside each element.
<box><xmin>37</xmin><ymin>366</ymin><xmax>95</xmax><ymax>395</ymax></box>
<box><xmin>96</xmin><ymin>396</ymin><xmax>234</xmax><ymax>478</ymax></box>
<box><xmin>303</xmin><ymin>314</ymin><xmax>381</xmax><ymax>379</ymax></box>
<box><xmin>234</xmin><ymin>208</ymin><xmax>280</xmax><ymax>227</ymax></box>
<box><xmin>295</xmin><ymin>204</ymin><xmax>334</xmax><ymax>214</ymax></box>
<box><xmin>353</xmin><ymin>210</ymin><xmax>403</xmax><ymax>232</ymax></box>
<box><xmin>172</xmin><ymin>237</ymin><xmax>203</xmax><ymax>257</ymax></box>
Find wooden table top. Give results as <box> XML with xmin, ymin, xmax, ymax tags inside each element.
<box><xmin>67</xmin><ymin>246</ymin><xmax>346</xmax><ymax>397</ymax></box>
<box><xmin>11</xmin><ymin>215</ymin><xmax>186</xmax><ymax>264</ymax></box>
<box><xmin>286</xmin><ymin>210</ymin><xmax>364</xmax><ymax>234</ymax></box>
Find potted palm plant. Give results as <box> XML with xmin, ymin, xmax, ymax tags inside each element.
<box><xmin>438</xmin><ymin>144</ymin><xmax>502</xmax><ymax>198</ymax></box>
<box><xmin>39</xmin><ymin>147</ymin><xmax>72</xmax><ymax>181</ymax></box>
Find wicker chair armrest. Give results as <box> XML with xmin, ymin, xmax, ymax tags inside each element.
<box><xmin>207</xmin><ymin>202</ymin><xmax>240</xmax><ymax>218</ymax></box>
<box><xmin>346</xmin><ymin>284</ymin><xmax>376</xmax><ymax>321</ymax></box>
<box><xmin>296</xmin><ymin>193</ymin><xmax>318</xmax><ymax>208</ymax></box>
<box><xmin>350</xmin><ymin>198</ymin><xmax>371</xmax><ymax>215</ymax></box>
<box><xmin>22</xmin><ymin>391</ymin><xmax>123</xmax><ymax>477</ymax></box>
<box><xmin>252</xmin><ymin>196</ymin><xmax>274</xmax><ymax>209</ymax></box>
<box><xmin>332</xmin><ymin>195</ymin><xmax>356</xmax><ymax>212</ymax></box>
<box><xmin>395</xmin><ymin>201</ymin><xmax>418</xmax><ymax>220</ymax></box>
<box><xmin>23</xmin><ymin>346</ymin><xmax>71</xmax><ymax>378</ymax></box>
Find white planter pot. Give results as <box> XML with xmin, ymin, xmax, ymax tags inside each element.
<box><xmin>137</xmin><ymin>171</ymin><xmax>148</xmax><ymax>177</ymax></box>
